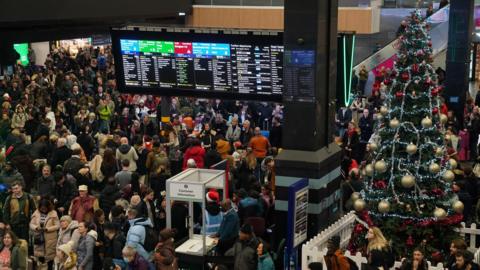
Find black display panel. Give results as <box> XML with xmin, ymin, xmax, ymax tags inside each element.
<box><xmin>111</xmin><ymin>29</ymin><xmax>283</xmax><ymax>101</ymax></box>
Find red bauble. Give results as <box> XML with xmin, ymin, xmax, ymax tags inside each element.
<box><xmin>432</xmin><ymin>107</ymin><xmax>439</xmax><ymax>114</ymax></box>
<box><xmin>383</xmin><ymin>79</ymin><xmax>392</xmax><ymax>86</ymax></box>
<box><xmin>431</xmin><ymin>88</ymin><xmax>438</xmax><ymax>96</ymax></box>
<box><xmin>373</xmin><ymin>180</ymin><xmax>387</xmax><ymax>189</ymax></box>
<box><xmin>396</xmin><ymin>91</ymin><xmax>404</xmax><ymax>99</ymax></box>
<box><xmin>401</xmin><ymin>72</ymin><xmax>410</xmax><ymax>81</ymax></box>
<box><xmin>428</xmin><ymin>41</ymin><xmax>432</xmax><ymax>47</ymax></box>
<box><xmin>411</xmin><ymin>64</ymin><xmax>419</xmax><ymax>73</ymax></box>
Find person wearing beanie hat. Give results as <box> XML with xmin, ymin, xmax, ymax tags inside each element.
<box><xmin>225</xmin><ymin>223</ymin><xmax>259</xmax><ymax>270</ymax></box>
<box><xmin>324</xmin><ymin>235</ymin><xmax>350</xmax><ymax>270</ymax></box>
<box><xmin>55</xmin><ymin>241</ymin><xmax>77</xmax><ymax>270</ymax></box>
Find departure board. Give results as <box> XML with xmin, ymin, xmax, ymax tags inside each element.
<box><xmin>112</xmin><ymin>30</ymin><xmax>283</xmax><ymax>101</ymax></box>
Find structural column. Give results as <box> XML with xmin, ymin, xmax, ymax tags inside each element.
<box><xmin>445</xmin><ymin>0</ymin><xmax>475</xmax><ymax>124</ymax></box>
<box><xmin>274</xmin><ymin>0</ymin><xmax>343</xmax><ymax>246</ymax></box>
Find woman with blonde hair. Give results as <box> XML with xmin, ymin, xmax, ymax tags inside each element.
<box><xmin>366</xmin><ymin>226</ymin><xmax>393</xmax><ymax>270</ymax></box>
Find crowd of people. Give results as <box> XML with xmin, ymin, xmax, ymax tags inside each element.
<box><xmin>0</xmin><ymin>43</ymin><xmax>282</xmax><ymax>270</ymax></box>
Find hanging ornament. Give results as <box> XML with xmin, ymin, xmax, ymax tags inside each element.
<box><xmin>439</xmin><ymin>114</ymin><xmax>448</xmax><ymax>124</ymax></box>
<box><xmin>431</xmin><ymin>87</ymin><xmax>439</xmax><ymax>96</ymax></box>
<box><xmin>405</xmin><ymin>204</ymin><xmax>412</xmax><ymax>212</ymax></box>
<box><xmin>416</xmin><ymin>49</ymin><xmax>424</xmax><ymax>57</ymax></box>
<box><xmin>353</xmin><ymin>199</ymin><xmax>366</xmax><ymax>212</ymax></box>
<box><xmin>449</xmin><ymin>159</ymin><xmax>458</xmax><ymax>169</ymax></box>
<box><xmin>443</xmin><ymin>170</ymin><xmax>455</xmax><ymax>182</ymax></box>
<box><xmin>452</xmin><ymin>201</ymin><xmax>464</xmax><ymax>214</ymax></box>
<box><xmin>390</xmin><ymin>118</ymin><xmax>400</xmax><ymax>129</ymax></box>
<box><xmin>383</xmin><ymin>79</ymin><xmax>392</xmax><ymax>86</ymax></box>
<box><xmin>434</xmin><ymin>207</ymin><xmax>447</xmax><ymax>219</ymax></box>
<box><xmin>429</xmin><ymin>163</ymin><xmax>440</xmax><ymax>174</ymax></box>
<box><xmin>435</xmin><ymin>147</ymin><xmax>443</xmax><ymax>157</ymax></box>
<box><xmin>396</xmin><ymin>91</ymin><xmax>404</xmax><ymax>99</ymax></box>
<box><xmin>351</xmin><ymin>192</ymin><xmax>361</xmax><ymax>202</ymax></box>
<box><xmin>401</xmin><ymin>174</ymin><xmax>416</xmax><ymax>188</ymax></box>
<box><xmin>378</xmin><ymin>200</ymin><xmax>390</xmax><ymax>213</ymax></box>
<box><xmin>432</xmin><ymin>107</ymin><xmax>439</xmax><ymax>115</ymax></box>
<box><xmin>365</xmin><ymin>164</ymin><xmax>374</xmax><ymax>176</ymax></box>
<box><xmin>428</xmin><ymin>41</ymin><xmax>432</xmax><ymax>47</ymax></box>
<box><xmin>380</xmin><ymin>106</ymin><xmax>388</xmax><ymax>116</ymax></box>
<box><xmin>376</xmin><ymin>113</ymin><xmax>383</xmax><ymax>121</ymax></box>
<box><xmin>406</xmin><ymin>143</ymin><xmax>417</xmax><ymax>155</ymax></box>
<box><xmin>401</xmin><ymin>72</ymin><xmax>410</xmax><ymax>81</ymax></box>
<box><xmin>421</xmin><ymin>117</ymin><xmax>432</xmax><ymax>128</ymax></box>
<box><xmin>374</xmin><ymin>160</ymin><xmax>388</xmax><ymax>173</ymax></box>
<box><xmin>369</xmin><ymin>142</ymin><xmax>378</xmax><ymax>151</ymax></box>
<box><xmin>411</xmin><ymin>64</ymin><xmax>419</xmax><ymax>73</ymax></box>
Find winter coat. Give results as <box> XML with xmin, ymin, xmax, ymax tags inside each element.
<box><xmin>116</xmin><ymin>144</ymin><xmax>139</xmax><ymax>172</ymax></box>
<box><xmin>54</xmin><ymin>252</ymin><xmax>77</xmax><ymax>270</ymax></box>
<box><xmin>68</xmin><ymin>195</ymin><xmax>99</xmax><ymax>222</ymax></box>
<box><xmin>30</xmin><ymin>210</ymin><xmax>60</xmax><ymax>261</ymax></box>
<box><xmin>29</xmin><ymin>140</ymin><xmax>48</xmax><ymax>160</ymax></box>
<box><xmin>77</xmin><ymin>231</ymin><xmax>97</xmax><ymax>270</ymax></box>
<box><xmin>225</xmin><ymin>237</ymin><xmax>259</xmax><ymax>270</ymax></box>
<box><xmin>216</xmin><ymin>139</ymin><xmax>231</xmax><ymax>159</ymax></box>
<box><xmin>258</xmin><ymin>253</ymin><xmax>275</xmax><ymax>270</ymax></box>
<box><xmin>34</xmin><ymin>175</ymin><xmax>55</xmax><ymax>197</ymax></box>
<box><xmin>204</xmin><ymin>203</ymin><xmax>223</xmax><ymax>236</ymax></box>
<box><xmin>217</xmin><ymin>208</ymin><xmax>240</xmax><ymax>242</ymax></box>
<box><xmin>126</xmin><ymin>218</ymin><xmax>153</xmax><ymax>261</ymax></box>
<box><xmin>154</xmin><ymin>239</ymin><xmax>178</xmax><ymax>270</ymax></box>
<box><xmin>104</xmin><ymin>233</ymin><xmax>126</xmax><ymax>260</ymax></box>
<box><xmin>10</xmin><ymin>240</ymin><xmax>28</xmax><ymax>270</ymax></box>
<box><xmin>49</xmin><ymin>146</ymin><xmax>73</xmax><ymax>169</ymax></box>
<box><xmin>54</xmin><ymin>181</ymin><xmax>77</xmax><ymax>212</ymax></box>
<box><xmin>57</xmin><ymin>220</ymin><xmax>81</xmax><ymax>251</ymax></box>
<box><xmin>128</xmin><ymin>253</ymin><xmax>150</xmax><ymax>270</ymax></box>
<box><xmin>324</xmin><ymin>250</ymin><xmax>350</xmax><ymax>270</ymax></box>
<box><xmin>99</xmin><ymin>184</ymin><xmax>121</xmax><ymax>217</ymax></box>
<box><xmin>182</xmin><ymin>145</ymin><xmax>205</xmax><ymax>170</ymax></box>
<box><xmin>226</xmin><ymin>125</ymin><xmax>241</xmax><ymax>142</ymax></box>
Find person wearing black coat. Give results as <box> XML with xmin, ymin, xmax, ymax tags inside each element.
<box><xmin>53</xmin><ymin>172</ymin><xmax>77</xmax><ymax>217</ymax></box>
<box><xmin>34</xmin><ymin>164</ymin><xmax>56</xmax><ymax>198</ymax></box>
<box><xmin>171</xmin><ymin>201</ymin><xmax>189</xmax><ymax>241</ymax></box>
<box><xmin>100</xmin><ymin>178</ymin><xmax>121</xmax><ymax>218</ymax></box>
<box><xmin>49</xmin><ymin>139</ymin><xmax>73</xmax><ymax>169</ymax></box>
<box><xmin>358</xmin><ymin>109</ymin><xmax>373</xmax><ymax>143</ymax></box>
<box><xmin>103</xmin><ymin>222</ymin><xmax>126</xmax><ymax>261</ymax></box>
<box><xmin>77</xmin><ymin>129</ymin><xmax>95</xmax><ymax>160</ymax></box>
<box><xmin>269</xmin><ymin>117</ymin><xmax>282</xmax><ymax>149</ymax></box>
<box><xmin>29</xmin><ymin>136</ymin><xmax>49</xmax><ymax>160</ymax></box>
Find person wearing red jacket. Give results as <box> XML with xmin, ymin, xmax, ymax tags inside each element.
<box><xmin>182</xmin><ymin>138</ymin><xmax>206</xmax><ymax>170</ymax></box>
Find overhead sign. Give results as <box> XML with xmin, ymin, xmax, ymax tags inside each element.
<box><xmin>169</xmin><ymin>182</ymin><xmax>203</xmax><ymax>200</ymax></box>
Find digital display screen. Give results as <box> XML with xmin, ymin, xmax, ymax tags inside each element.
<box><xmin>111</xmin><ymin>30</ymin><xmax>283</xmax><ymax>101</ymax></box>
<box><xmin>13</xmin><ymin>43</ymin><xmax>29</xmax><ymax>66</ymax></box>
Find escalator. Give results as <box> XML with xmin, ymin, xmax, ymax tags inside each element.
<box><xmin>351</xmin><ymin>5</ymin><xmax>450</xmax><ymax>99</ymax></box>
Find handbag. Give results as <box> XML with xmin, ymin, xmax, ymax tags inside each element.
<box><xmin>33</xmin><ymin>231</ymin><xmax>44</xmax><ymax>245</ymax></box>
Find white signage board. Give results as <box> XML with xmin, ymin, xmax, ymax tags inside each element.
<box><xmin>169</xmin><ymin>182</ymin><xmax>203</xmax><ymax>200</ymax></box>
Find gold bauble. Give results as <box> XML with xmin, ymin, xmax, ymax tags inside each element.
<box><xmin>376</xmin><ymin>114</ymin><xmax>383</xmax><ymax>121</ymax></box>
<box><xmin>380</xmin><ymin>106</ymin><xmax>389</xmax><ymax>115</ymax></box>
<box><xmin>365</xmin><ymin>164</ymin><xmax>374</xmax><ymax>176</ymax></box>
<box><xmin>390</xmin><ymin>118</ymin><xmax>400</xmax><ymax>129</ymax></box>
<box><xmin>369</xmin><ymin>143</ymin><xmax>378</xmax><ymax>152</ymax></box>
<box><xmin>374</xmin><ymin>160</ymin><xmax>388</xmax><ymax>173</ymax></box>
<box><xmin>378</xmin><ymin>200</ymin><xmax>390</xmax><ymax>213</ymax></box>
<box><xmin>406</xmin><ymin>143</ymin><xmax>417</xmax><ymax>155</ymax></box>
<box><xmin>401</xmin><ymin>174</ymin><xmax>416</xmax><ymax>188</ymax></box>
<box><xmin>351</xmin><ymin>192</ymin><xmax>361</xmax><ymax>202</ymax></box>
<box><xmin>439</xmin><ymin>114</ymin><xmax>448</xmax><ymax>124</ymax></box>
<box><xmin>433</xmin><ymin>207</ymin><xmax>447</xmax><ymax>219</ymax></box>
<box><xmin>449</xmin><ymin>159</ymin><xmax>458</xmax><ymax>169</ymax></box>
<box><xmin>354</xmin><ymin>199</ymin><xmax>366</xmax><ymax>212</ymax></box>
<box><xmin>435</xmin><ymin>147</ymin><xmax>444</xmax><ymax>157</ymax></box>
<box><xmin>421</xmin><ymin>117</ymin><xmax>433</xmax><ymax>128</ymax></box>
<box><xmin>453</xmin><ymin>201</ymin><xmax>464</xmax><ymax>214</ymax></box>
<box><xmin>429</xmin><ymin>163</ymin><xmax>440</xmax><ymax>174</ymax></box>
<box><xmin>443</xmin><ymin>170</ymin><xmax>455</xmax><ymax>182</ymax></box>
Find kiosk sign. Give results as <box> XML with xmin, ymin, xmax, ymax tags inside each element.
<box><xmin>170</xmin><ymin>182</ymin><xmax>203</xmax><ymax>200</ymax></box>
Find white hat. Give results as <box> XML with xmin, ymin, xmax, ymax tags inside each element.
<box><xmin>78</xmin><ymin>185</ymin><xmax>88</xmax><ymax>192</ymax></box>
<box><xmin>187</xmin><ymin>159</ymin><xmax>197</xmax><ymax>168</ymax></box>
<box><xmin>58</xmin><ymin>241</ymin><xmax>73</xmax><ymax>255</ymax></box>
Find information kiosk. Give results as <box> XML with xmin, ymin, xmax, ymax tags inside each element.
<box><xmin>166</xmin><ymin>168</ymin><xmax>227</xmax><ymax>256</ymax></box>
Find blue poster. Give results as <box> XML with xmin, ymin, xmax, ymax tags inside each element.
<box><xmin>120</xmin><ymin>39</ymin><xmax>139</xmax><ymax>53</ymax></box>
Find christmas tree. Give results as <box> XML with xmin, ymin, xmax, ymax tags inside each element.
<box><xmin>348</xmin><ymin>10</ymin><xmax>463</xmax><ymax>259</ymax></box>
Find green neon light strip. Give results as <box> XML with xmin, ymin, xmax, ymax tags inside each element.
<box><xmin>347</xmin><ymin>35</ymin><xmax>356</xmax><ymax>106</ymax></box>
<box><xmin>343</xmin><ymin>36</ymin><xmax>347</xmax><ymax>107</ymax></box>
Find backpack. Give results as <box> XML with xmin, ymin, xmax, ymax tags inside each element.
<box><xmin>134</xmin><ymin>219</ymin><xmax>158</xmax><ymax>252</ymax></box>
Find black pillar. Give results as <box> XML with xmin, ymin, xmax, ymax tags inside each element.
<box><xmin>274</xmin><ymin>0</ymin><xmax>343</xmax><ymax>254</ymax></box>
<box><xmin>445</xmin><ymin>0</ymin><xmax>474</xmax><ymax>124</ymax></box>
